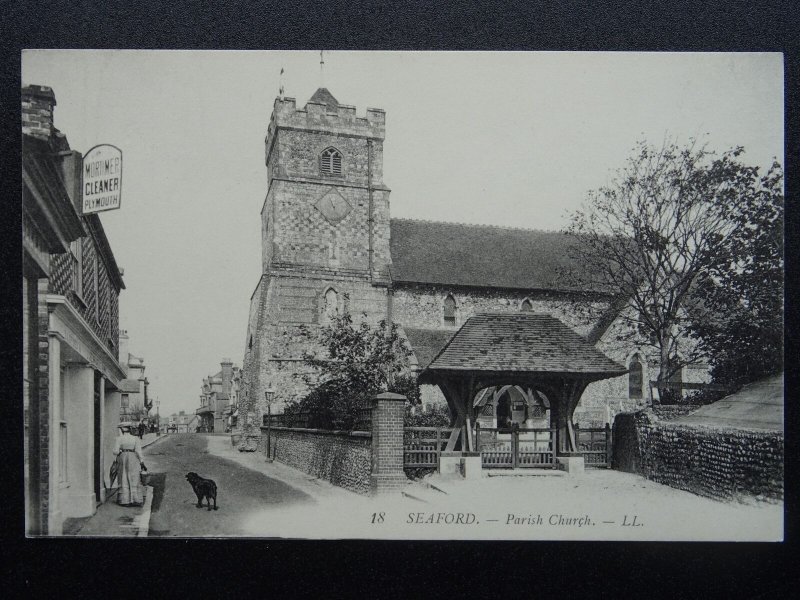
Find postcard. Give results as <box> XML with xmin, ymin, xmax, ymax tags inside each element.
<box><xmin>21</xmin><ymin>50</ymin><xmax>783</xmax><ymax>540</ymax></box>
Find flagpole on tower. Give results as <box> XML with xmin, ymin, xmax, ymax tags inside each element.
<box><xmin>279</xmin><ymin>66</ymin><xmax>285</xmax><ymax>99</ymax></box>
<box><xmin>320</xmin><ymin>50</ymin><xmax>325</xmax><ymax>88</ymax></box>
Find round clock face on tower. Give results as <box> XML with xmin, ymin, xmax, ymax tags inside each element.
<box><xmin>315</xmin><ymin>188</ymin><xmax>352</xmax><ymax>225</ymax></box>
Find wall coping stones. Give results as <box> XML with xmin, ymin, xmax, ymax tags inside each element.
<box><xmin>260</xmin><ymin>425</ymin><xmax>371</xmax><ymax>438</ymax></box>
<box><xmin>374</xmin><ymin>391</ymin><xmax>406</xmax><ymax>401</ymax></box>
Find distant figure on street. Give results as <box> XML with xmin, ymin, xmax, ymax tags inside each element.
<box><xmin>112</xmin><ymin>424</ymin><xmax>147</xmax><ymax>507</ymax></box>
<box><xmin>138</xmin><ymin>420</ymin><xmax>146</xmax><ymax>439</ymax></box>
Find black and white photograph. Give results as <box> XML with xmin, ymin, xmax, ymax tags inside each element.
<box><xmin>21</xmin><ymin>50</ymin><xmax>784</xmax><ymax>540</ymax></box>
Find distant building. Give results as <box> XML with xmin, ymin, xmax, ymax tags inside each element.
<box><xmin>196</xmin><ymin>359</ymin><xmax>240</xmax><ymax>432</ymax></box>
<box><xmin>117</xmin><ymin>330</ymin><xmax>151</xmax><ymax>423</ymax></box>
<box><xmin>23</xmin><ymin>84</ymin><xmax>126</xmax><ymax>535</ymax></box>
<box><xmin>163</xmin><ymin>410</ymin><xmax>199</xmax><ymax>433</ymax></box>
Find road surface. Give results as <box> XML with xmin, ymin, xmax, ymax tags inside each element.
<box><xmin>144</xmin><ymin>434</ymin><xmax>314</xmax><ymax>537</ymax></box>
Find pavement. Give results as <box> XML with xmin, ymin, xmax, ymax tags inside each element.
<box><xmin>397</xmin><ymin>468</ymin><xmax>784</xmax><ymax>541</ymax></box>
<box><xmin>62</xmin><ymin>432</ymin><xmax>165</xmax><ymax>537</ymax></box>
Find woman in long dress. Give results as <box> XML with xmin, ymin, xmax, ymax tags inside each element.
<box><xmin>113</xmin><ymin>424</ymin><xmax>145</xmax><ymax>506</ymax></box>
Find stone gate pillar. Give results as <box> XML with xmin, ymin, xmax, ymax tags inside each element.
<box><xmin>370</xmin><ymin>392</ymin><xmax>407</xmax><ymax>495</ymax></box>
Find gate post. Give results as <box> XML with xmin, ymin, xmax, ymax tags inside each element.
<box><xmin>370</xmin><ymin>392</ymin><xmax>407</xmax><ymax>496</ymax></box>
<box><xmin>512</xmin><ymin>423</ymin><xmax>519</xmax><ymax>469</ymax></box>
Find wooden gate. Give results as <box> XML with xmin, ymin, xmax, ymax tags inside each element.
<box><xmin>574</xmin><ymin>423</ymin><xmax>611</xmax><ymax>468</ymax></box>
<box><xmin>403</xmin><ymin>427</ymin><xmax>455</xmax><ymax>468</ymax></box>
<box><xmin>475</xmin><ymin>424</ymin><xmax>557</xmax><ymax>469</ymax></box>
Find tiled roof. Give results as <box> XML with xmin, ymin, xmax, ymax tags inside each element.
<box><xmin>422</xmin><ymin>313</ymin><xmax>627</xmax><ymax>376</ymax></box>
<box><xmin>308</xmin><ymin>87</ymin><xmax>339</xmax><ymax>111</ymax></box>
<box><xmin>403</xmin><ymin>327</ymin><xmax>457</xmax><ymax>369</ymax></box>
<box><xmin>389</xmin><ymin>219</ymin><xmax>611</xmax><ymax>293</ymax></box>
<box><xmin>672</xmin><ymin>373</ymin><xmax>783</xmax><ymax>431</ymax></box>
<box><xmin>22</xmin><ymin>134</ymin><xmax>86</xmax><ymax>251</ymax></box>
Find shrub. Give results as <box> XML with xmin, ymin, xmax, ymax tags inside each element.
<box><xmin>404</xmin><ymin>403</ymin><xmax>450</xmax><ymax>427</ymax></box>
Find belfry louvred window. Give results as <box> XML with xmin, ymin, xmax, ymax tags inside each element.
<box><xmin>320</xmin><ymin>147</ymin><xmax>342</xmax><ymax>176</ymax></box>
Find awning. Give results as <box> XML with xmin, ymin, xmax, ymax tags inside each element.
<box><xmin>118</xmin><ymin>379</ymin><xmax>141</xmax><ymax>393</ymax></box>
<box><xmin>196</xmin><ymin>407</ymin><xmax>214</xmax><ymax>415</ymax></box>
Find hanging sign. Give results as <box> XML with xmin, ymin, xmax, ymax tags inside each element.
<box><xmin>82</xmin><ymin>144</ymin><xmax>122</xmax><ymax>214</ymax></box>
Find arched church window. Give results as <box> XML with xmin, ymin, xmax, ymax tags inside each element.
<box><xmin>520</xmin><ymin>299</ymin><xmax>532</xmax><ymax>312</ymax></box>
<box><xmin>320</xmin><ymin>147</ymin><xmax>343</xmax><ymax>177</ymax></box>
<box><xmin>443</xmin><ymin>294</ymin><xmax>457</xmax><ymax>326</ymax></box>
<box><xmin>324</xmin><ymin>288</ymin><xmax>339</xmax><ymax>321</ymax></box>
<box><xmin>628</xmin><ymin>354</ymin><xmax>643</xmax><ymax>399</ymax></box>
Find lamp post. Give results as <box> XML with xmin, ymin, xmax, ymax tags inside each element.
<box><xmin>156</xmin><ymin>400</ymin><xmax>160</xmax><ymax>435</ymax></box>
<box><xmin>265</xmin><ymin>386</ymin><xmax>275</xmax><ymax>462</ymax></box>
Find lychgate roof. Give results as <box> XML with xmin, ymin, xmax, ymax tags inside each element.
<box><xmin>389</xmin><ymin>219</ymin><xmax>611</xmax><ymax>293</ymax></box>
<box><xmin>421</xmin><ymin>313</ymin><xmax>627</xmax><ymax>377</ymax></box>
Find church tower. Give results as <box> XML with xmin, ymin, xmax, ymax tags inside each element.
<box><xmin>240</xmin><ymin>89</ymin><xmax>393</xmax><ymax>434</ymax></box>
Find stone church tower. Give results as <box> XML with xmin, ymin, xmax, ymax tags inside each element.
<box><xmin>240</xmin><ymin>89</ymin><xmax>393</xmax><ymax>433</ymax></box>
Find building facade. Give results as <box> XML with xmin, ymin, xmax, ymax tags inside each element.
<box><xmin>23</xmin><ymin>85</ymin><xmax>127</xmax><ymax>535</ymax></box>
<box><xmin>239</xmin><ymin>88</ymin><xmax>708</xmax><ymax>436</ymax></box>
<box><xmin>117</xmin><ymin>329</ymin><xmax>151</xmax><ymax>423</ymax></box>
<box><xmin>196</xmin><ymin>359</ymin><xmax>240</xmax><ymax>432</ymax></box>
<box><xmin>162</xmin><ymin>411</ymin><xmax>199</xmax><ymax>433</ymax></box>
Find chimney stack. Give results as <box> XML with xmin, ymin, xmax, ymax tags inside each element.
<box><xmin>22</xmin><ymin>85</ymin><xmax>57</xmax><ymax>141</ymax></box>
<box><xmin>221</xmin><ymin>358</ymin><xmax>233</xmax><ymax>396</ymax></box>
<box><xmin>118</xmin><ymin>329</ymin><xmax>130</xmax><ymax>372</ymax></box>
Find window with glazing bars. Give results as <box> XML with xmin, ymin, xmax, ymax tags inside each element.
<box><xmin>320</xmin><ymin>147</ymin><xmax>342</xmax><ymax>176</ymax></box>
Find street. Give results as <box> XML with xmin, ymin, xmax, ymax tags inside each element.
<box><xmin>61</xmin><ymin>432</ymin><xmax>782</xmax><ymax>540</ymax></box>
<box><xmin>145</xmin><ymin>434</ymin><xmax>315</xmax><ymax>537</ymax></box>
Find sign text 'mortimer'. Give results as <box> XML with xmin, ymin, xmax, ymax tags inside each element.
<box><xmin>82</xmin><ymin>144</ymin><xmax>122</xmax><ymax>214</ymax></box>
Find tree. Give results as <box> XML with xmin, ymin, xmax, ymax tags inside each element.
<box><xmin>688</xmin><ymin>162</ymin><xmax>783</xmax><ymax>387</ymax></box>
<box><xmin>292</xmin><ymin>311</ymin><xmax>418</xmax><ymax>429</ymax></box>
<box><xmin>565</xmin><ymin>139</ymin><xmax>781</xmax><ymax>402</ymax></box>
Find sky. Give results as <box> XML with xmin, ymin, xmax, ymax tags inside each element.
<box><xmin>21</xmin><ymin>50</ymin><xmax>783</xmax><ymax>417</ymax></box>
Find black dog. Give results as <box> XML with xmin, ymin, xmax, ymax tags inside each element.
<box><xmin>186</xmin><ymin>472</ymin><xmax>218</xmax><ymax>511</ymax></box>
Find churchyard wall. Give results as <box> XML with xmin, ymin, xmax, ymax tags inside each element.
<box><xmin>612</xmin><ymin>410</ymin><xmax>783</xmax><ymax>502</ymax></box>
<box><xmin>260</xmin><ymin>426</ymin><xmax>373</xmax><ymax>495</ymax></box>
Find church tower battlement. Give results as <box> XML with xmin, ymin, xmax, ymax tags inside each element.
<box><xmin>261</xmin><ymin>88</ymin><xmax>391</xmax><ymax>283</ymax></box>
<box><xmin>266</xmin><ymin>94</ymin><xmax>386</xmax><ymax>157</ymax></box>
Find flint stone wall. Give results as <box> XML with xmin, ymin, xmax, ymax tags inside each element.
<box><xmin>612</xmin><ymin>410</ymin><xmax>783</xmax><ymax>502</ymax></box>
<box><xmin>260</xmin><ymin>426</ymin><xmax>372</xmax><ymax>495</ymax></box>
<box><xmin>651</xmin><ymin>405</ymin><xmax>701</xmax><ymax>420</ymax></box>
